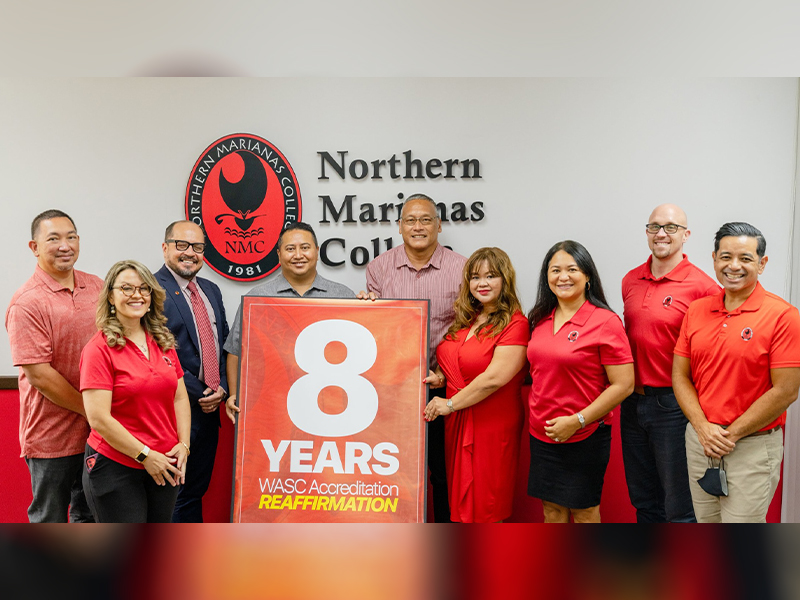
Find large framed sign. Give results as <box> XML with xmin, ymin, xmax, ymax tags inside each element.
<box><xmin>232</xmin><ymin>297</ymin><xmax>429</xmax><ymax>523</ymax></box>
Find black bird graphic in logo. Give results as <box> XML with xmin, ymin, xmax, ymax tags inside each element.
<box><xmin>215</xmin><ymin>151</ymin><xmax>268</xmax><ymax>231</ymax></box>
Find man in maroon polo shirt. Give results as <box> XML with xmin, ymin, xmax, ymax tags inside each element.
<box><xmin>6</xmin><ymin>209</ymin><xmax>103</xmax><ymax>522</ymax></box>
<box><xmin>621</xmin><ymin>204</ymin><xmax>719</xmax><ymax>522</ymax></box>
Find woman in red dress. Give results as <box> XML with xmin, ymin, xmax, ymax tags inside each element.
<box><xmin>424</xmin><ymin>247</ymin><xmax>529</xmax><ymax>522</ymax></box>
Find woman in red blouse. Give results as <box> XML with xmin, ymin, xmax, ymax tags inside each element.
<box><xmin>424</xmin><ymin>247</ymin><xmax>530</xmax><ymax>522</ymax></box>
<box><xmin>527</xmin><ymin>241</ymin><xmax>634</xmax><ymax>523</ymax></box>
<box><xmin>80</xmin><ymin>260</ymin><xmax>191</xmax><ymax>523</ymax></box>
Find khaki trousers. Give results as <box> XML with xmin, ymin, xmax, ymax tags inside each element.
<box><xmin>685</xmin><ymin>423</ymin><xmax>783</xmax><ymax>523</ymax></box>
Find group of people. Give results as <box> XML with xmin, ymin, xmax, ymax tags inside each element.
<box><xmin>7</xmin><ymin>195</ymin><xmax>800</xmax><ymax>523</ymax></box>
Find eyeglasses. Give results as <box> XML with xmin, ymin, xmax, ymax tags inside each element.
<box><xmin>113</xmin><ymin>284</ymin><xmax>152</xmax><ymax>297</ymax></box>
<box><xmin>645</xmin><ymin>223</ymin><xmax>687</xmax><ymax>235</ymax></box>
<box><xmin>166</xmin><ymin>239</ymin><xmax>206</xmax><ymax>253</ymax></box>
<box><xmin>401</xmin><ymin>216</ymin><xmax>437</xmax><ymax>226</ymax></box>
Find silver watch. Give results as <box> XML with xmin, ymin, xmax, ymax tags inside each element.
<box><xmin>576</xmin><ymin>412</ymin><xmax>586</xmax><ymax>428</ymax></box>
<box><xmin>446</xmin><ymin>399</ymin><xmax>455</xmax><ymax>413</ymax></box>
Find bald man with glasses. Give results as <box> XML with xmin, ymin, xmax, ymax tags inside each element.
<box><xmin>620</xmin><ymin>204</ymin><xmax>719</xmax><ymax>522</ymax></box>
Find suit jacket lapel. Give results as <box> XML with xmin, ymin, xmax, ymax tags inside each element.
<box><xmin>158</xmin><ymin>265</ymin><xmax>201</xmax><ymax>352</ymax></box>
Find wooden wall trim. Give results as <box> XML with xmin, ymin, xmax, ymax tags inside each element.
<box><xmin>0</xmin><ymin>377</ymin><xmax>19</xmax><ymax>390</ymax></box>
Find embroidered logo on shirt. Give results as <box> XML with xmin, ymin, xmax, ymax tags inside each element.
<box><xmin>567</xmin><ymin>331</ymin><xmax>579</xmax><ymax>342</ymax></box>
<box><xmin>662</xmin><ymin>295</ymin><xmax>673</xmax><ymax>308</ymax></box>
<box><xmin>163</xmin><ymin>355</ymin><xmax>173</xmax><ymax>367</ymax></box>
<box><xmin>741</xmin><ymin>327</ymin><xmax>753</xmax><ymax>341</ymax></box>
<box><xmin>86</xmin><ymin>453</ymin><xmax>98</xmax><ymax>473</ymax></box>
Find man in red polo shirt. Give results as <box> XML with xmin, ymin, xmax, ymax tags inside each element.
<box><xmin>5</xmin><ymin>210</ymin><xmax>103</xmax><ymax>522</ymax></box>
<box><xmin>621</xmin><ymin>204</ymin><xmax>719</xmax><ymax>522</ymax></box>
<box><xmin>674</xmin><ymin>222</ymin><xmax>800</xmax><ymax>522</ymax></box>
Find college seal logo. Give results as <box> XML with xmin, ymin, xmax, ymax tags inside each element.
<box><xmin>185</xmin><ymin>133</ymin><xmax>302</xmax><ymax>281</ymax></box>
<box><xmin>662</xmin><ymin>295</ymin><xmax>673</xmax><ymax>308</ymax></box>
<box><xmin>567</xmin><ymin>331</ymin><xmax>579</xmax><ymax>343</ymax></box>
<box><xmin>741</xmin><ymin>327</ymin><xmax>753</xmax><ymax>341</ymax></box>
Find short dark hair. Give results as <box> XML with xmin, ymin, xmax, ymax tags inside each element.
<box><xmin>164</xmin><ymin>220</ymin><xmax>204</xmax><ymax>241</ymax></box>
<box><xmin>31</xmin><ymin>209</ymin><xmax>76</xmax><ymax>239</ymax></box>
<box><xmin>528</xmin><ymin>240</ymin><xmax>613</xmax><ymax>330</ymax></box>
<box><xmin>714</xmin><ymin>222</ymin><xmax>766</xmax><ymax>258</ymax></box>
<box><xmin>278</xmin><ymin>222</ymin><xmax>318</xmax><ymax>248</ymax></box>
<box><xmin>402</xmin><ymin>194</ymin><xmax>438</xmax><ymax>215</ymax></box>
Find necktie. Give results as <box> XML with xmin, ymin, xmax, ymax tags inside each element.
<box><xmin>187</xmin><ymin>280</ymin><xmax>220</xmax><ymax>390</ymax></box>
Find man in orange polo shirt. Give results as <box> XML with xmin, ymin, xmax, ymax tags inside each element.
<box><xmin>6</xmin><ymin>210</ymin><xmax>103</xmax><ymax>522</ymax></box>
<box><xmin>673</xmin><ymin>222</ymin><xmax>800</xmax><ymax>522</ymax></box>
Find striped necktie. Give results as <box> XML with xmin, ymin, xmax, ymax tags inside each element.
<box><xmin>187</xmin><ymin>280</ymin><xmax>220</xmax><ymax>390</ymax></box>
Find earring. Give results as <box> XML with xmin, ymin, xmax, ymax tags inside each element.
<box><xmin>147</xmin><ymin>307</ymin><xmax>151</xmax><ymax>312</ymax></box>
<box><xmin>586</xmin><ymin>281</ymin><xmax>591</xmax><ymax>291</ymax></box>
<box><xmin>110</xmin><ymin>305</ymin><xmax>116</xmax><ymax>315</ymax></box>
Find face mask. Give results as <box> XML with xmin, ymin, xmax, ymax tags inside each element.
<box><xmin>697</xmin><ymin>457</ymin><xmax>728</xmax><ymax>497</ymax></box>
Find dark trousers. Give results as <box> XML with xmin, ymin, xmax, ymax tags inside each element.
<box><xmin>25</xmin><ymin>453</ymin><xmax>94</xmax><ymax>523</ymax></box>
<box><xmin>82</xmin><ymin>445</ymin><xmax>179</xmax><ymax>523</ymax></box>
<box><xmin>620</xmin><ymin>389</ymin><xmax>696</xmax><ymax>523</ymax></box>
<box><xmin>172</xmin><ymin>406</ymin><xmax>219</xmax><ymax>523</ymax></box>
<box><xmin>428</xmin><ymin>387</ymin><xmax>451</xmax><ymax>523</ymax></box>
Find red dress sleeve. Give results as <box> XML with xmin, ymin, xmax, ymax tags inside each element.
<box><xmin>495</xmin><ymin>312</ymin><xmax>531</xmax><ymax>346</ymax></box>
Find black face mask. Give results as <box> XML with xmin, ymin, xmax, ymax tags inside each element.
<box><xmin>697</xmin><ymin>457</ymin><xmax>728</xmax><ymax>497</ymax></box>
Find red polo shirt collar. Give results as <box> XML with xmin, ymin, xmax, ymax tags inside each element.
<box><xmin>33</xmin><ymin>265</ymin><xmax>87</xmax><ymax>293</ymax></box>
<box><xmin>636</xmin><ymin>254</ymin><xmax>693</xmax><ymax>282</ymax></box>
<box><xmin>711</xmin><ymin>281</ymin><xmax>766</xmax><ymax>314</ymax></box>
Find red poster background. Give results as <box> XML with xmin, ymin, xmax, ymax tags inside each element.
<box><xmin>232</xmin><ymin>297</ymin><xmax>428</xmax><ymax>522</ymax></box>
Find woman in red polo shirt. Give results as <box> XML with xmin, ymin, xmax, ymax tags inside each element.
<box><xmin>424</xmin><ymin>247</ymin><xmax>529</xmax><ymax>522</ymax></box>
<box><xmin>80</xmin><ymin>260</ymin><xmax>191</xmax><ymax>522</ymax></box>
<box><xmin>527</xmin><ymin>241</ymin><xmax>634</xmax><ymax>523</ymax></box>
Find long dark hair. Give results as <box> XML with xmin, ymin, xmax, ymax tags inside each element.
<box><xmin>528</xmin><ymin>240</ymin><xmax>613</xmax><ymax>330</ymax></box>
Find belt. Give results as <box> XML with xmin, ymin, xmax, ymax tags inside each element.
<box><xmin>745</xmin><ymin>426</ymin><xmax>782</xmax><ymax>438</ymax></box>
<box><xmin>634</xmin><ymin>386</ymin><xmax>673</xmax><ymax>396</ymax></box>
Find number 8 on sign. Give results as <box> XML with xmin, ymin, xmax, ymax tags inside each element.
<box><xmin>287</xmin><ymin>319</ymin><xmax>379</xmax><ymax>437</ymax></box>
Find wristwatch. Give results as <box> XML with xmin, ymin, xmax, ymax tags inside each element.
<box><xmin>446</xmin><ymin>399</ymin><xmax>456</xmax><ymax>413</ymax></box>
<box><xmin>576</xmin><ymin>412</ymin><xmax>586</xmax><ymax>428</ymax></box>
<box><xmin>134</xmin><ymin>445</ymin><xmax>150</xmax><ymax>464</ymax></box>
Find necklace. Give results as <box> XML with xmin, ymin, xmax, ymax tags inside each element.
<box><xmin>130</xmin><ymin>337</ymin><xmax>149</xmax><ymax>357</ymax></box>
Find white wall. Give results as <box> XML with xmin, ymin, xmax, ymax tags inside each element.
<box><xmin>2</xmin><ymin>78</ymin><xmax>797</xmax><ymax>375</ymax></box>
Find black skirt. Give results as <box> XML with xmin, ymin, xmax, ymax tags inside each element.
<box><xmin>527</xmin><ymin>423</ymin><xmax>612</xmax><ymax>509</ymax></box>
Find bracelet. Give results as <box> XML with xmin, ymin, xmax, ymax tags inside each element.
<box><xmin>180</xmin><ymin>441</ymin><xmax>191</xmax><ymax>455</ymax></box>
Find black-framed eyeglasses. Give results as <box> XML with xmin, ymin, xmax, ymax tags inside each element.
<box><xmin>645</xmin><ymin>223</ymin><xmax>687</xmax><ymax>235</ymax></box>
<box><xmin>166</xmin><ymin>239</ymin><xmax>206</xmax><ymax>253</ymax></box>
<box><xmin>402</xmin><ymin>216</ymin><xmax>437</xmax><ymax>226</ymax></box>
<box><xmin>113</xmin><ymin>284</ymin><xmax>152</xmax><ymax>297</ymax></box>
